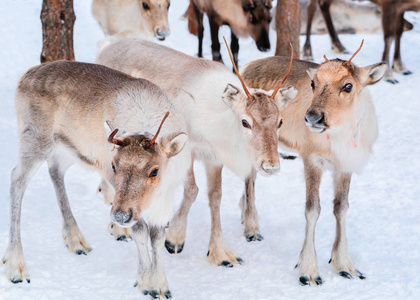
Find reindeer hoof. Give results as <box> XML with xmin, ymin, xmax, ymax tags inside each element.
<box><xmin>314</xmin><ymin>276</ymin><xmax>323</xmax><ymax>285</ymax></box>
<box><xmin>246</xmin><ymin>233</ymin><xmax>264</xmax><ymax>242</ymax></box>
<box><xmin>403</xmin><ymin>70</ymin><xmax>412</xmax><ymax>76</ymax></box>
<box><xmin>163</xmin><ymin>290</ymin><xmax>172</xmax><ymax>299</ymax></box>
<box><xmin>149</xmin><ymin>290</ymin><xmax>160</xmax><ymax>299</ymax></box>
<box><xmin>219</xmin><ymin>260</ymin><xmax>234</xmax><ymax>268</ymax></box>
<box><xmin>116</xmin><ymin>235</ymin><xmax>130</xmax><ymax>242</ymax></box>
<box><xmin>339</xmin><ymin>271</ymin><xmax>352</xmax><ymax>279</ymax></box>
<box><xmin>386</xmin><ymin>78</ymin><xmax>399</xmax><ymax>84</ymax></box>
<box><xmin>356</xmin><ymin>270</ymin><xmax>366</xmax><ymax>280</ymax></box>
<box><xmin>75</xmin><ymin>249</ymin><xmax>87</xmax><ymax>255</ymax></box>
<box><xmin>299</xmin><ymin>276</ymin><xmax>310</xmax><ymax>286</ymax></box>
<box><xmin>236</xmin><ymin>257</ymin><xmax>244</xmax><ymax>265</ymax></box>
<box><xmin>165</xmin><ymin>240</ymin><xmax>183</xmax><ymax>254</ymax></box>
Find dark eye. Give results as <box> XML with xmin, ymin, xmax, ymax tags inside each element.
<box><xmin>278</xmin><ymin>119</ymin><xmax>283</xmax><ymax>128</ymax></box>
<box><xmin>248</xmin><ymin>16</ymin><xmax>254</xmax><ymax>24</ymax></box>
<box><xmin>268</xmin><ymin>16</ymin><xmax>272</xmax><ymax>22</ymax></box>
<box><xmin>149</xmin><ymin>168</ymin><xmax>159</xmax><ymax>178</ymax></box>
<box><xmin>112</xmin><ymin>164</ymin><xmax>116</xmax><ymax>174</ymax></box>
<box><xmin>342</xmin><ymin>83</ymin><xmax>353</xmax><ymax>93</ymax></box>
<box><xmin>311</xmin><ymin>80</ymin><xmax>315</xmax><ymax>90</ymax></box>
<box><xmin>167</xmin><ymin>2</ymin><xmax>170</xmax><ymax>9</ymax></box>
<box><xmin>242</xmin><ymin>119</ymin><xmax>252</xmax><ymax>129</ymax></box>
<box><xmin>142</xmin><ymin>2</ymin><xmax>150</xmax><ymax>10</ymax></box>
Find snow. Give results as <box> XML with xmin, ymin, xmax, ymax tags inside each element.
<box><xmin>0</xmin><ymin>0</ymin><xmax>419</xmax><ymax>299</ymax></box>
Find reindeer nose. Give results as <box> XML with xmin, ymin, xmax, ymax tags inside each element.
<box><xmin>261</xmin><ymin>161</ymin><xmax>280</xmax><ymax>175</ymax></box>
<box><xmin>305</xmin><ymin>111</ymin><xmax>325</xmax><ymax>126</ymax></box>
<box><xmin>156</xmin><ymin>29</ymin><xmax>170</xmax><ymax>40</ymax></box>
<box><xmin>111</xmin><ymin>208</ymin><xmax>133</xmax><ymax>226</ymax></box>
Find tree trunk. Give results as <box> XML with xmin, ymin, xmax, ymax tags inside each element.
<box><xmin>275</xmin><ymin>0</ymin><xmax>300</xmax><ymax>58</ymax></box>
<box><xmin>40</xmin><ymin>0</ymin><xmax>75</xmax><ymax>63</ymax></box>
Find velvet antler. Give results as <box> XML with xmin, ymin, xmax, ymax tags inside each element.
<box><xmin>271</xmin><ymin>43</ymin><xmax>294</xmax><ymax>99</ymax></box>
<box><xmin>346</xmin><ymin>39</ymin><xmax>364</xmax><ymax>66</ymax></box>
<box><xmin>150</xmin><ymin>111</ymin><xmax>170</xmax><ymax>145</ymax></box>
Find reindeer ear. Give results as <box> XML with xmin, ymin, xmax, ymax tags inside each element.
<box><xmin>161</xmin><ymin>132</ymin><xmax>188</xmax><ymax>158</ymax></box>
<box><xmin>360</xmin><ymin>62</ymin><xmax>388</xmax><ymax>85</ymax></box>
<box><xmin>272</xmin><ymin>85</ymin><xmax>297</xmax><ymax>110</ymax></box>
<box><xmin>222</xmin><ymin>84</ymin><xmax>242</xmax><ymax>107</ymax></box>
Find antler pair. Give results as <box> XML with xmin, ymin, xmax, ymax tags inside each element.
<box><xmin>108</xmin><ymin>111</ymin><xmax>170</xmax><ymax>147</ymax></box>
<box><xmin>323</xmin><ymin>39</ymin><xmax>364</xmax><ymax>65</ymax></box>
<box><xmin>222</xmin><ymin>37</ymin><xmax>293</xmax><ymax>100</ymax></box>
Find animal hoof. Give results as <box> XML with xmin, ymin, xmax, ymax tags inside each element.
<box><xmin>236</xmin><ymin>257</ymin><xmax>244</xmax><ymax>265</ymax></box>
<box><xmin>339</xmin><ymin>271</ymin><xmax>353</xmax><ymax>279</ymax></box>
<box><xmin>403</xmin><ymin>70</ymin><xmax>412</xmax><ymax>76</ymax></box>
<box><xmin>149</xmin><ymin>290</ymin><xmax>160</xmax><ymax>299</ymax></box>
<box><xmin>165</xmin><ymin>240</ymin><xmax>176</xmax><ymax>254</ymax></box>
<box><xmin>134</xmin><ymin>281</ymin><xmax>138</xmax><ymax>287</ymax></box>
<box><xmin>75</xmin><ymin>249</ymin><xmax>86</xmax><ymax>255</ymax></box>
<box><xmin>356</xmin><ymin>270</ymin><xmax>366</xmax><ymax>280</ymax></box>
<box><xmin>176</xmin><ymin>242</ymin><xmax>184</xmax><ymax>254</ymax></box>
<box><xmin>245</xmin><ymin>233</ymin><xmax>264</xmax><ymax>242</ymax></box>
<box><xmin>299</xmin><ymin>276</ymin><xmax>310</xmax><ymax>286</ymax></box>
<box><xmin>386</xmin><ymin>79</ymin><xmax>399</xmax><ymax>84</ymax></box>
<box><xmin>163</xmin><ymin>290</ymin><xmax>172</xmax><ymax>299</ymax></box>
<box><xmin>314</xmin><ymin>276</ymin><xmax>323</xmax><ymax>285</ymax></box>
<box><xmin>10</xmin><ymin>277</ymin><xmax>23</xmax><ymax>284</ymax></box>
<box><xmin>116</xmin><ymin>235</ymin><xmax>129</xmax><ymax>242</ymax></box>
<box><xmin>219</xmin><ymin>260</ymin><xmax>234</xmax><ymax>268</ymax></box>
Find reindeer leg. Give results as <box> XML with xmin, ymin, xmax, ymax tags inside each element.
<box><xmin>47</xmin><ymin>153</ymin><xmax>92</xmax><ymax>255</ymax></box>
<box><xmin>132</xmin><ymin>220</ymin><xmax>153</xmax><ymax>296</ymax></box>
<box><xmin>381</xmin><ymin>3</ymin><xmax>397</xmax><ymax>83</ymax></box>
<box><xmin>149</xmin><ymin>225</ymin><xmax>172</xmax><ymax>299</ymax></box>
<box><xmin>206</xmin><ymin>163</ymin><xmax>242</xmax><ymax>267</ymax></box>
<box><xmin>241</xmin><ymin>169</ymin><xmax>263</xmax><ymax>242</ymax></box>
<box><xmin>209</xmin><ymin>16</ymin><xmax>222</xmax><ymax>63</ymax></box>
<box><xmin>319</xmin><ymin>0</ymin><xmax>348</xmax><ymax>54</ymax></box>
<box><xmin>296</xmin><ymin>159</ymin><xmax>322</xmax><ymax>286</ymax></box>
<box><xmin>165</xmin><ymin>158</ymin><xmax>198</xmax><ymax>254</ymax></box>
<box><xmin>230</xmin><ymin>33</ymin><xmax>239</xmax><ymax>70</ymax></box>
<box><xmin>3</xmin><ymin>128</ymin><xmax>53</xmax><ymax>284</ymax></box>
<box><xmin>303</xmin><ymin>0</ymin><xmax>317</xmax><ymax>60</ymax></box>
<box><xmin>330</xmin><ymin>171</ymin><xmax>365</xmax><ymax>280</ymax></box>
<box><xmin>392</xmin><ymin>10</ymin><xmax>411</xmax><ymax>75</ymax></box>
<box><xmin>192</xmin><ymin>1</ymin><xmax>204</xmax><ymax>58</ymax></box>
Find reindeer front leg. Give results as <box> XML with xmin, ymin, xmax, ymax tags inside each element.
<box><xmin>296</xmin><ymin>159</ymin><xmax>322</xmax><ymax>286</ymax></box>
<box><xmin>240</xmin><ymin>168</ymin><xmax>263</xmax><ymax>242</ymax></box>
<box><xmin>132</xmin><ymin>220</ymin><xmax>153</xmax><ymax>296</ymax></box>
<box><xmin>330</xmin><ymin>171</ymin><xmax>365</xmax><ymax>280</ymax></box>
<box><xmin>206</xmin><ymin>163</ymin><xmax>243</xmax><ymax>267</ymax></box>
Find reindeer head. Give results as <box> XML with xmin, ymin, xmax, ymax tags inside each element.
<box><xmin>138</xmin><ymin>0</ymin><xmax>170</xmax><ymax>41</ymax></box>
<box><xmin>223</xmin><ymin>38</ymin><xmax>297</xmax><ymax>175</ymax></box>
<box><xmin>304</xmin><ymin>41</ymin><xmax>387</xmax><ymax>134</ymax></box>
<box><xmin>106</xmin><ymin>112</ymin><xmax>187</xmax><ymax>227</ymax></box>
<box><xmin>242</xmin><ymin>0</ymin><xmax>272</xmax><ymax>52</ymax></box>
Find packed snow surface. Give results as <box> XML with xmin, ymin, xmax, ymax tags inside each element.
<box><xmin>0</xmin><ymin>1</ymin><xmax>419</xmax><ymax>299</ymax></box>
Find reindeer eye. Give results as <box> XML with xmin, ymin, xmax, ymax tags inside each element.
<box><xmin>167</xmin><ymin>2</ymin><xmax>170</xmax><ymax>9</ymax></box>
<box><xmin>268</xmin><ymin>16</ymin><xmax>272</xmax><ymax>22</ymax></box>
<box><xmin>149</xmin><ymin>168</ymin><xmax>159</xmax><ymax>178</ymax></box>
<box><xmin>111</xmin><ymin>164</ymin><xmax>116</xmax><ymax>174</ymax></box>
<box><xmin>242</xmin><ymin>119</ymin><xmax>252</xmax><ymax>129</ymax></box>
<box><xmin>142</xmin><ymin>2</ymin><xmax>150</xmax><ymax>10</ymax></box>
<box><xmin>278</xmin><ymin>119</ymin><xmax>283</xmax><ymax>128</ymax></box>
<box><xmin>311</xmin><ymin>81</ymin><xmax>315</xmax><ymax>90</ymax></box>
<box><xmin>342</xmin><ymin>83</ymin><xmax>353</xmax><ymax>93</ymax></box>
<box><xmin>248</xmin><ymin>16</ymin><xmax>254</xmax><ymax>24</ymax></box>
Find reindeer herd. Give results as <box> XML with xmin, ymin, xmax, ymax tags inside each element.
<box><xmin>1</xmin><ymin>0</ymin><xmax>417</xmax><ymax>298</ymax></box>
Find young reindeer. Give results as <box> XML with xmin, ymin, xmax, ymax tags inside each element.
<box><xmin>3</xmin><ymin>61</ymin><xmax>190</xmax><ymax>298</ymax></box>
<box><xmin>187</xmin><ymin>0</ymin><xmax>272</xmax><ymax>68</ymax></box>
<box><xmin>92</xmin><ymin>0</ymin><xmax>171</xmax><ymax>40</ymax></box>
<box><xmin>96</xmin><ymin>38</ymin><xmax>297</xmax><ymax>267</ymax></box>
<box><xmin>241</xmin><ymin>41</ymin><xmax>387</xmax><ymax>285</ymax></box>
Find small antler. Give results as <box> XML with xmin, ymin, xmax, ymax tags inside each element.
<box><xmin>323</xmin><ymin>54</ymin><xmax>329</xmax><ymax>62</ymax></box>
<box><xmin>223</xmin><ymin>36</ymin><xmax>254</xmax><ymax>100</ymax></box>
<box><xmin>346</xmin><ymin>39</ymin><xmax>364</xmax><ymax>66</ymax></box>
<box><xmin>249</xmin><ymin>0</ymin><xmax>254</xmax><ymax>7</ymax></box>
<box><xmin>150</xmin><ymin>111</ymin><xmax>170</xmax><ymax>145</ymax></box>
<box><xmin>108</xmin><ymin>129</ymin><xmax>125</xmax><ymax>146</ymax></box>
<box><xmin>265</xmin><ymin>0</ymin><xmax>270</xmax><ymax>6</ymax></box>
<box><xmin>271</xmin><ymin>43</ymin><xmax>294</xmax><ymax>99</ymax></box>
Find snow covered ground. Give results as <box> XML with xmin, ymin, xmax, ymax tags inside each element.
<box><xmin>0</xmin><ymin>0</ymin><xmax>419</xmax><ymax>299</ymax></box>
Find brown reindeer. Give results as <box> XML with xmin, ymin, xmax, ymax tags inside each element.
<box><xmin>187</xmin><ymin>0</ymin><xmax>272</xmax><ymax>68</ymax></box>
<box><xmin>303</xmin><ymin>0</ymin><xmax>419</xmax><ymax>83</ymax></box>
<box><xmin>2</xmin><ymin>61</ymin><xmax>190</xmax><ymax>298</ymax></box>
<box><xmin>92</xmin><ymin>0</ymin><xmax>171</xmax><ymax>40</ymax></box>
<box><xmin>241</xmin><ymin>42</ymin><xmax>387</xmax><ymax>285</ymax></box>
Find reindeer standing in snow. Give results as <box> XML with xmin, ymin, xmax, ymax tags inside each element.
<box><xmin>2</xmin><ymin>61</ymin><xmax>190</xmax><ymax>298</ymax></box>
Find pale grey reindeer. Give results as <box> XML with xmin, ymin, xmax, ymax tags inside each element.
<box><xmin>96</xmin><ymin>38</ymin><xmax>297</xmax><ymax>267</ymax></box>
<box><xmin>2</xmin><ymin>61</ymin><xmax>190</xmax><ymax>299</ymax></box>
<box><xmin>240</xmin><ymin>42</ymin><xmax>387</xmax><ymax>285</ymax></box>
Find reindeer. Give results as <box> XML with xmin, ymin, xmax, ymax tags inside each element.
<box><xmin>2</xmin><ymin>61</ymin><xmax>190</xmax><ymax>299</ymax></box>
<box><xmin>303</xmin><ymin>0</ymin><xmax>418</xmax><ymax>83</ymax></box>
<box><xmin>186</xmin><ymin>0</ymin><xmax>272</xmax><ymax>68</ymax></box>
<box><xmin>96</xmin><ymin>38</ymin><xmax>297</xmax><ymax>267</ymax></box>
<box><xmin>92</xmin><ymin>0</ymin><xmax>171</xmax><ymax>40</ymax></box>
<box><xmin>240</xmin><ymin>41</ymin><xmax>387</xmax><ymax>285</ymax></box>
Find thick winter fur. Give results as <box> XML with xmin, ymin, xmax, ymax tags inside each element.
<box><xmin>188</xmin><ymin>0</ymin><xmax>272</xmax><ymax>67</ymax></box>
<box><xmin>96</xmin><ymin>38</ymin><xmax>297</xmax><ymax>267</ymax></box>
<box><xmin>3</xmin><ymin>61</ymin><xmax>190</xmax><ymax>298</ymax></box>
<box><xmin>92</xmin><ymin>0</ymin><xmax>170</xmax><ymax>40</ymax></box>
<box><xmin>303</xmin><ymin>0</ymin><xmax>420</xmax><ymax>83</ymax></box>
<box><xmin>242</xmin><ymin>56</ymin><xmax>387</xmax><ymax>285</ymax></box>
